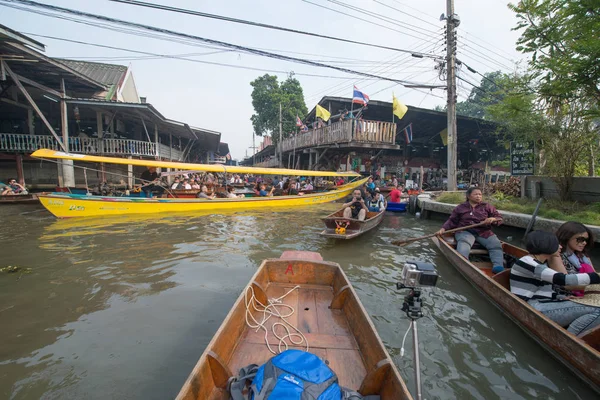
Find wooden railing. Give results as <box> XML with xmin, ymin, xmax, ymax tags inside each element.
<box><xmin>254</xmin><ymin>158</ymin><xmax>280</xmax><ymax>168</ymax></box>
<box><xmin>158</xmin><ymin>143</ymin><xmax>183</xmax><ymax>160</ymax></box>
<box><xmin>280</xmin><ymin>119</ymin><xmax>396</xmax><ymax>152</ymax></box>
<box><xmin>0</xmin><ymin>133</ymin><xmax>167</xmax><ymax>158</ymax></box>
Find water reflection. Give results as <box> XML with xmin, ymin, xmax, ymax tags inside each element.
<box><xmin>0</xmin><ymin>205</ymin><xmax>597</xmax><ymax>399</ymax></box>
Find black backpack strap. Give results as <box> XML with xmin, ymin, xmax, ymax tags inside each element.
<box><xmin>227</xmin><ymin>364</ymin><xmax>259</xmax><ymax>400</ymax></box>
<box><xmin>341</xmin><ymin>387</ymin><xmax>381</xmax><ymax>400</ymax></box>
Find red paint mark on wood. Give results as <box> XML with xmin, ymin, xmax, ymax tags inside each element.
<box><xmin>285</xmin><ymin>263</ymin><xmax>294</xmax><ymax>275</ymax></box>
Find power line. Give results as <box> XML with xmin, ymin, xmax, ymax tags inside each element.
<box><xmin>107</xmin><ymin>0</ymin><xmax>440</xmax><ymax>59</ymax></box>
<box><xmin>0</xmin><ymin>0</ymin><xmax>429</xmax><ymax>86</ymax></box>
<box><xmin>301</xmin><ymin>0</ymin><xmax>440</xmax><ymax>44</ymax></box>
<box><xmin>25</xmin><ymin>32</ymin><xmax>384</xmax><ymax>80</ymax></box>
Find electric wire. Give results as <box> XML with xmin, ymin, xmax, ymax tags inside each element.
<box><xmin>0</xmin><ymin>0</ymin><xmax>429</xmax><ymax>86</ymax></box>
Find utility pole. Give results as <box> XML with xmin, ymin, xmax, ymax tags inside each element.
<box><xmin>279</xmin><ymin>102</ymin><xmax>283</xmax><ymax>168</ymax></box>
<box><xmin>445</xmin><ymin>0</ymin><xmax>459</xmax><ymax>191</ymax></box>
<box><xmin>252</xmin><ymin>132</ymin><xmax>256</xmax><ymax>165</ymax></box>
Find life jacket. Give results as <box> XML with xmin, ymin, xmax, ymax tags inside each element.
<box><xmin>228</xmin><ymin>350</ymin><xmax>379</xmax><ymax>400</ymax></box>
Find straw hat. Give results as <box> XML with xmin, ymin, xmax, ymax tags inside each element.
<box><xmin>571</xmin><ymin>284</ymin><xmax>600</xmax><ymax>308</ymax></box>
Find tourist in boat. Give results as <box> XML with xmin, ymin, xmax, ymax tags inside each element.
<box><xmin>1</xmin><ymin>178</ymin><xmax>27</xmax><ymax>195</ymax></box>
<box><xmin>140</xmin><ymin>167</ymin><xmax>165</xmax><ymax>198</ymax></box>
<box><xmin>435</xmin><ymin>187</ymin><xmax>504</xmax><ymax>273</ymax></box>
<box><xmin>336</xmin><ymin>177</ymin><xmax>345</xmax><ymax>186</ymax></box>
<box><xmin>548</xmin><ymin>221</ymin><xmax>596</xmax><ymax>297</ymax></box>
<box><xmin>391</xmin><ymin>175</ymin><xmax>398</xmax><ymax>187</ymax></box>
<box><xmin>510</xmin><ymin>230</ymin><xmax>600</xmax><ymax>337</ymax></box>
<box><xmin>368</xmin><ymin>188</ymin><xmax>386</xmax><ymax>212</ymax></box>
<box><xmin>342</xmin><ymin>189</ymin><xmax>368</xmax><ymax>221</ymax></box>
<box><xmin>304</xmin><ymin>180</ymin><xmax>314</xmax><ymax>191</ymax></box>
<box><xmin>226</xmin><ymin>187</ymin><xmax>243</xmax><ymax>198</ymax></box>
<box><xmin>389</xmin><ymin>184</ymin><xmax>402</xmax><ymax>203</ymax></box>
<box><xmin>170</xmin><ymin>177</ymin><xmax>181</xmax><ymax>190</ymax></box>
<box><xmin>258</xmin><ymin>184</ymin><xmax>274</xmax><ymax>197</ymax></box>
<box><xmin>191</xmin><ymin>180</ymin><xmax>200</xmax><ymax>190</ymax></box>
<box><xmin>366</xmin><ymin>177</ymin><xmax>376</xmax><ymax>196</ymax></box>
<box><xmin>196</xmin><ymin>185</ymin><xmax>216</xmax><ymax>199</ymax></box>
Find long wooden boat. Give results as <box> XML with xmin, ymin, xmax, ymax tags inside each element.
<box><xmin>31</xmin><ymin>149</ymin><xmax>365</xmax><ymax>218</ymax></box>
<box><xmin>176</xmin><ymin>251</ymin><xmax>412</xmax><ymax>400</ymax></box>
<box><xmin>433</xmin><ymin>236</ymin><xmax>600</xmax><ymax>392</ymax></box>
<box><xmin>320</xmin><ymin>207</ymin><xmax>385</xmax><ymax>239</ymax></box>
<box><xmin>0</xmin><ymin>193</ymin><xmax>39</xmax><ymax>204</ymax></box>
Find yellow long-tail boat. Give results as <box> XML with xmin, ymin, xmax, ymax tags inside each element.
<box><xmin>31</xmin><ymin>149</ymin><xmax>366</xmax><ymax>218</ymax></box>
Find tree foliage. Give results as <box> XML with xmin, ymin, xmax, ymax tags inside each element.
<box><xmin>250</xmin><ymin>74</ymin><xmax>308</xmax><ymax>143</ymax></box>
<box><xmin>456</xmin><ymin>71</ymin><xmax>507</xmax><ymax>119</ymax></box>
<box><xmin>509</xmin><ymin>0</ymin><xmax>600</xmax><ymax>111</ymax></box>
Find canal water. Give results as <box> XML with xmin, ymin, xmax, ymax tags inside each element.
<box><xmin>0</xmin><ymin>204</ymin><xmax>597</xmax><ymax>400</ymax></box>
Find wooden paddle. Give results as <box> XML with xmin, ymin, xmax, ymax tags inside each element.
<box><xmin>391</xmin><ymin>222</ymin><xmax>488</xmax><ymax>246</ymax></box>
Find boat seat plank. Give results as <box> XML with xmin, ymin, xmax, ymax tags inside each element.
<box><xmin>280</xmin><ymin>251</ymin><xmax>324</xmax><ymax>261</ymax></box>
<box><xmin>243</xmin><ymin>332</ymin><xmax>358</xmax><ymax>350</ymax></box>
<box><xmin>359</xmin><ymin>359</ymin><xmax>391</xmax><ymax>395</ymax></box>
<box><xmin>580</xmin><ymin>325</ymin><xmax>600</xmax><ymax>351</ymax></box>
<box><xmin>298</xmin><ymin>289</ymin><xmax>319</xmax><ymax>334</ymax></box>
<box><xmin>469</xmin><ymin>249</ymin><xmax>489</xmax><ymax>255</ymax></box>
<box><xmin>492</xmin><ymin>269</ymin><xmax>511</xmax><ymax>290</ymax></box>
<box><xmin>315</xmin><ymin>290</ymin><xmax>351</xmax><ymax>336</ymax></box>
<box><xmin>326</xmin><ymin>348</ymin><xmax>367</xmax><ymax>390</ymax></box>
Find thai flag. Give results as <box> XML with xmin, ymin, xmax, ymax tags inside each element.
<box><xmin>352</xmin><ymin>86</ymin><xmax>369</xmax><ymax>105</ymax></box>
<box><xmin>296</xmin><ymin>115</ymin><xmax>303</xmax><ymax>127</ymax></box>
<box><xmin>404</xmin><ymin>123</ymin><xmax>413</xmax><ymax>144</ymax></box>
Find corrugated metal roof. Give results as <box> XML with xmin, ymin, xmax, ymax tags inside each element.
<box><xmin>57</xmin><ymin>59</ymin><xmax>127</xmax><ymax>86</ymax></box>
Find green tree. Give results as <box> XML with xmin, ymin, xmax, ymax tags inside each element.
<box><xmin>487</xmin><ymin>74</ymin><xmax>598</xmax><ymax>200</ymax></box>
<box><xmin>456</xmin><ymin>71</ymin><xmax>507</xmax><ymax>119</ymax></box>
<box><xmin>250</xmin><ymin>74</ymin><xmax>308</xmax><ymax>143</ymax></box>
<box><xmin>509</xmin><ymin>0</ymin><xmax>600</xmax><ymax>111</ymax></box>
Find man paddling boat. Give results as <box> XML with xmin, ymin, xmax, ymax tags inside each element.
<box><xmin>436</xmin><ymin>187</ymin><xmax>504</xmax><ymax>273</ymax></box>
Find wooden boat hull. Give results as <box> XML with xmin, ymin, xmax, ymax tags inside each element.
<box><xmin>0</xmin><ymin>193</ymin><xmax>39</xmax><ymax>204</ymax></box>
<box><xmin>320</xmin><ymin>208</ymin><xmax>385</xmax><ymax>239</ymax></box>
<box><xmin>433</xmin><ymin>237</ymin><xmax>600</xmax><ymax>392</ymax></box>
<box><xmin>37</xmin><ymin>179</ymin><xmax>367</xmax><ymax>218</ymax></box>
<box><xmin>176</xmin><ymin>251</ymin><xmax>412</xmax><ymax>400</ymax></box>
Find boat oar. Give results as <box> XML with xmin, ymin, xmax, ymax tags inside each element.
<box><xmin>391</xmin><ymin>222</ymin><xmax>488</xmax><ymax>246</ymax></box>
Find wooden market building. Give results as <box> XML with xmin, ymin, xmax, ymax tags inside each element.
<box><xmin>243</xmin><ymin>96</ymin><xmax>506</xmax><ymax>184</ymax></box>
<box><xmin>0</xmin><ymin>25</ymin><xmax>221</xmax><ymax>189</ymax></box>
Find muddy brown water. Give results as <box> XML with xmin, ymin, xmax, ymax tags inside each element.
<box><xmin>0</xmin><ymin>204</ymin><xmax>597</xmax><ymax>399</ymax></box>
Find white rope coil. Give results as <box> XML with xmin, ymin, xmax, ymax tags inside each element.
<box><xmin>244</xmin><ymin>285</ymin><xmax>309</xmax><ymax>354</ymax></box>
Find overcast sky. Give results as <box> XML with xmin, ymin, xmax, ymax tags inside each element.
<box><xmin>2</xmin><ymin>0</ymin><xmax>525</xmax><ymax>159</ymax></box>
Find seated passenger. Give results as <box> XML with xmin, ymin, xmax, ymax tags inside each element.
<box><xmin>2</xmin><ymin>178</ymin><xmax>27</xmax><ymax>195</ymax></box>
<box><xmin>368</xmin><ymin>188</ymin><xmax>386</xmax><ymax>212</ymax></box>
<box><xmin>226</xmin><ymin>187</ymin><xmax>243</xmax><ymax>198</ymax></box>
<box><xmin>342</xmin><ymin>189</ymin><xmax>367</xmax><ymax>221</ymax></box>
<box><xmin>196</xmin><ymin>185</ymin><xmax>216</xmax><ymax>199</ymax></box>
<box><xmin>435</xmin><ymin>187</ymin><xmax>504</xmax><ymax>273</ymax></box>
<box><xmin>171</xmin><ymin>177</ymin><xmax>181</xmax><ymax>190</ymax></box>
<box><xmin>182</xmin><ymin>179</ymin><xmax>192</xmax><ymax>190</ymax></box>
<box><xmin>366</xmin><ymin>177</ymin><xmax>376</xmax><ymax>196</ymax></box>
<box><xmin>191</xmin><ymin>180</ymin><xmax>201</xmax><ymax>190</ymax></box>
<box><xmin>549</xmin><ymin>221</ymin><xmax>596</xmax><ymax>297</ymax></box>
<box><xmin>258</xmin><ymin>184</ymin><xmax>274</xmax><ymax>197</ymax></box>
<box><xmin>510</xmin><ymin>230</ymin><xmax>600</xmax><ymax>337</ymax></box>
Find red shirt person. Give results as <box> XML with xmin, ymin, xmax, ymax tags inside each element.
<box><xmin>436</xmin><ymin>187</ymin><xmax>505</xmax><ymax>272</ymax></box>
<box><xmin>390</xmin><ymin>185</ymin><xmax>403</xmax><ymax>203</ymax></box>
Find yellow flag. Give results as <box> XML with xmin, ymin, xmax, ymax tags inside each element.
<box><xmin>316</xmin><ymin>104</ymin><xmax>331</xmax><ymax>122</ymax></box>
<box><xmin>439</xmin><ymin>128</ymin><xmax>448</xmax><ymax>146</ymax></box>
<box><xmin>392</xmin><ymin>94</ymin><xmax>407</xmax><ymax>120</ymax></box>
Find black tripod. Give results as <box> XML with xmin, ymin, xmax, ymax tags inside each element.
<box><xmin>398</xmin><ymin>284</ymin><xmax>424</xmax><ymax>400</ymax></box>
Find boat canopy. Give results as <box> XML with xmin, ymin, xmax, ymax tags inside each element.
<box><xmin>31</xmin><ymin>149</ymin><xmax>361</xmax><ymax>177</ymax></box>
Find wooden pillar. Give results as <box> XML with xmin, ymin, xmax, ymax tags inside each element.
<box><xmin>16</xmin><ymin>154</ymin><xmax>25</xmax><ymax>186</ymax></box>
<box><xmin>60</xmin><ymin>79</ymin><xmax>75</xmax><ymax>187</ymax></box>
<box><xmin>127</xmin><ymin>155</ymin><xmax>134</xmax><ymax>188</ymax></box>
<box><xmin>96</xmin><ymin>111</ymin><xmax>106</xmax><ymax>182</ymax></box>
<box><xmin>154</xmin><ymin>123</ymin><xmax>159</xmax><ymax>158</ymax></box>
<box><xmin>27</xmin><ymin>109</ymin><xmax>34</xmax><ymax>135</ymax></box>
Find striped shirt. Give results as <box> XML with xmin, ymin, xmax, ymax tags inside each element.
<box><xmin>510</xmin><ymin>255</ymin><xmax>600</xmax><ymax>301</ymax></box>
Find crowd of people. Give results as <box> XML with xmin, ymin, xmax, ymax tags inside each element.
<box><xmin>437</xmin><ymin>187</ymin><xmax>600</xmax><ymax>337</ymax></box>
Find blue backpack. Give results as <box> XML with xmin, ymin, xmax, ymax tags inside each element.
<box><xmin>228</xmin><ymin>350</ymin><xmax>377</xmax><ymax>400</ymax></box>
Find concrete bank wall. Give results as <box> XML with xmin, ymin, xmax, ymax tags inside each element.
<box><xmin>419</xmin><ymin>199</ymin><xmax>600</xmax><ymax>243</ymax></box>
<box><xmin>524</xmin><ymin>176</ymin><xmax>600</xmax><ymax>202</ymax></box>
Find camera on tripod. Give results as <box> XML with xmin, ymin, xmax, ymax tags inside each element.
<box><xmin>397</xmin><ymin>260</ymin><xmax>438</xmax><ymax>289</ymax></box>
